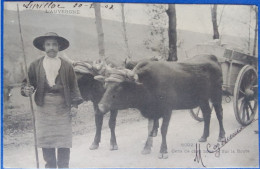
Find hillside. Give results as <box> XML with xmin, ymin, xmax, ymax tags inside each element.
<box><xmin>4</xmin><ymin>9</ymin><xmax>254</xmax><ymax>83</ymax></box>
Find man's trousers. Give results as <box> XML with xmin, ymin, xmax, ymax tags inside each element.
<box><xmin>42</xmin><ymin>148</ymin><xmax>70</xmax><ymax>168</ymax></box>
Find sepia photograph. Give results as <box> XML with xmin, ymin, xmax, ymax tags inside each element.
<box><xmin>2</xmin><ymin>1</ymin><xmax>259</xmax><ymax>168</ymax></box>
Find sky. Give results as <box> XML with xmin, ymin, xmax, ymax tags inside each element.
<box><xmin>4</xmin><ymin>2</ymin><xmax>256</xmax><ymax>38</ymax></box>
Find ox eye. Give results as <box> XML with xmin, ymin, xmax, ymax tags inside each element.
<box><xmin>112</xmin><ymin>95</ymin><xmax>116</xmax><ymax>99</ymax></box>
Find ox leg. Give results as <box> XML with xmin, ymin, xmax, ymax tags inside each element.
<box><xmin>89</xmin><ymin>104</ymin><xmax>104</xmax><ymax>150</ymax></box>
<box><xmin>109</xmin><ymin>110</ymin><xmax>118</xmax><ymax>150</ymax></box>
<box><xmin>213</xmin><ymin>103</ymin><xmax>225</xmax><ymax>142</ymax></box>
<box><xmin>151</xmin><ymin>119</ymin><xmax>159</xmax><ymax>137</ymax></box>
<box><xmin>158</xmin><ymin>111</ymin><xmax>172</xmax><ymax>159</ymax></box>
<box><xmin>142</xmin><ymin>119</ymin><xmax>154</xmax><ymax>154</ymax></box>
<box><xmin>199</xmin><ymin>101</ymin><xmax>211</xmax><ymax>142</ymax></box>
<box><xmin>211</xmin><ymin>84</ymin><xmax>226</xmax><ymax>142</ymax></box>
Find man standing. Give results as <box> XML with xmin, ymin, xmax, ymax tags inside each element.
<box><xmin>21</xmin><ymin>32</ymin><xmax>83</xmax><ymax>168</ymax></box>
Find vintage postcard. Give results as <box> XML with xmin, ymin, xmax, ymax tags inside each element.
<box><xmin>2</xmin><ymin>1</ymin><xmax>259</xmax><ymax>168</ymax></box>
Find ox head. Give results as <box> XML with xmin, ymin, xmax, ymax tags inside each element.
<box><xmin>73</xmin><ymin>59</ymin><xmax>111</xmax><ymax>102</ymax></box>
<box><xmin>95</xmin><ymin>67</ymin><xmax>142</xmax><ymax>114</ymax></box>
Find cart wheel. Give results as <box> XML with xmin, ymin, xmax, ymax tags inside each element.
<box><xmin>233</xmin><ymin>65</ymin><xmax>258</xmax><ymax>126</ymax></box>
<box><xmin>189</xmin><ymin>102</ymin><xmax>213</xmax><ymax>122</ymax></box>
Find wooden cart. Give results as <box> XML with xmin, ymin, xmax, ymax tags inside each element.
<box><xmin>187</xmin><ymin>44</ymin><xmax>258</xmax><ymax>126</ymax></box>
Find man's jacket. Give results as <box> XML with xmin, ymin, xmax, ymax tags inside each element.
<box><xmin>21</xmin><ymin>56</ymin><xmax>83</xmax><ymax>107</ymax></box>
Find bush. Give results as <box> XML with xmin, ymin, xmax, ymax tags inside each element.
<box><xmin>4</xmin><ymin>109</ymin><xmax>33</xmax><ymax>135</ymax></box>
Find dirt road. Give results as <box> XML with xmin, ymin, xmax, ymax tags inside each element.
<box><xmin>3</xmin><ymin>101</ymin><xmax>259</xmax><ymax>168</ymax></box>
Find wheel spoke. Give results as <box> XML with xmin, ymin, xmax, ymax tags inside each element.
<box><xmin>248</xmin><ymin>101</ymin><xmax>255</xmax><ymax>113</ymax></box>
<box><xmin>245</xmin><ymin>106</ymin><xmax>250</xmax><ymax>121</ymax></box>
<box><xmin>239</xmin><ymin>89</ymin><xmax>246</xmax><ymax>96</ymax></box>
<box><xmin>241</xmin><ymin>103</ymin><xmax>246</xmax><ymax>122</ymax></box>
<box><xmin>242</xmin><ymin>112</ymin><xmax>245</xmax><ymax>122</ymax></box>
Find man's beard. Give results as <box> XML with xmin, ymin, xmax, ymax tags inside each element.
<box><xmin>46</xmin><ymin>50</ymin><xmax>58</xmax><ymax>57</ymax></box>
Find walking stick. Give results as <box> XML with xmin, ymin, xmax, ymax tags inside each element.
<box><xmin>17</xmin><ymin>4</ymin><xmax>39</xmax><ymax>168</ymax></box>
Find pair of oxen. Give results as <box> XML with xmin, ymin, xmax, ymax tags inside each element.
<box><xmin>70</xmin><ymin>55</ymin><xmax>226</xmax><ymax>159</ymax></box>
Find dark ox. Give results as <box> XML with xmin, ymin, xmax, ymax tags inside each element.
<box><xmin>75</xmin><ymin>58</ymin><xmax>158</xmax><ymax>151</ymax></box>
<box><xmin>98</xmin><ymin>54</ymin><xmax>226</xmax><ymax>159</ymax></box>
<box><xmin>76</xmin><ymin>72</ymin><xmax>116</xmax><ymax>150</ymax></box>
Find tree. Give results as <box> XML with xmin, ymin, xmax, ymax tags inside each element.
<box><xmin>242</xmin><ymin>6</ymin><xmax>257</xmax><ymax>55</ymax></box>
<box><xmin>166</xmin><ymin>4</ymin><xmax>177</xmax><ymax>61</ymax></box>
<box><xmin>121</xmin><ymin>4</ymin><xmax>131</xmax><ymax>59</ymax></box>
<box><xmin>144</xmin><ymin>4</ymin><xmax>168</xmax><ymax>59</ymax></box>
<box><xmin>252</xmin><ymin>6</ymin><xmax>258</xmax><ymax>56</ymax></box>
<box><xmin>94</xmin><ymin>3</ymin><xmax>105</xmax><ymax>59</ymax></box>
<box><xmin>247</xmin><ymin>6</ymin><xmax>252</xmax><ymax>53</ymax></box>
<box><xmin>211</xmin><ymin>5</ymin><xmax>220</xmax><ymax>39</ymax></box>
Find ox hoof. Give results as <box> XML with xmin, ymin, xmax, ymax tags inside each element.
<box><xmin>142</xmin><ymin>148</ymin><xmax>151</xmax><ymax>154</ymax></box>
<box><xmin>110</xmin><ymin>144</ymin><xmax>118</xmax><ymax>151</ymax></box>
<box><xmin>198</xmin><ymin>137</ymin><xmax>207</xmax><ymax>142</ymax></box>
<box><xmin>89</xmin><ymin>143</ymin><xmax>99</xmax><ymax>150</ymax></box>
<box><xmin>158</xmin><ymin>153</ymin><xmax>168</xmax><ymax>159</ymax></box>
<box><xmin>218</xmin><ymin>136</ymin><xmax>226</xmax><ymax>142</ymax></box>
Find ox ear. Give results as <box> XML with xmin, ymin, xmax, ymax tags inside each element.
<box><xmin>94</xmin><ymin>75</ymin><xmax>105</xmax><ymax>83</ymax></box>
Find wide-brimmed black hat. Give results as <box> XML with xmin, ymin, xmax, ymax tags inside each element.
<box><xmin>33</xmin><ymin>32</ymin><xmax>70</xmax><ymax>51</ymax></box>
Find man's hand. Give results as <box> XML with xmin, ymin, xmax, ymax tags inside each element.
<box><xmin>22</xmin><ymin>85</ymin><xmax>34</xmax><ymax>97</ymax></box>
<box><xmin>70</xmin><ymin>107</ymin><xmax>78</xmax><ymax>117</ymax></box>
